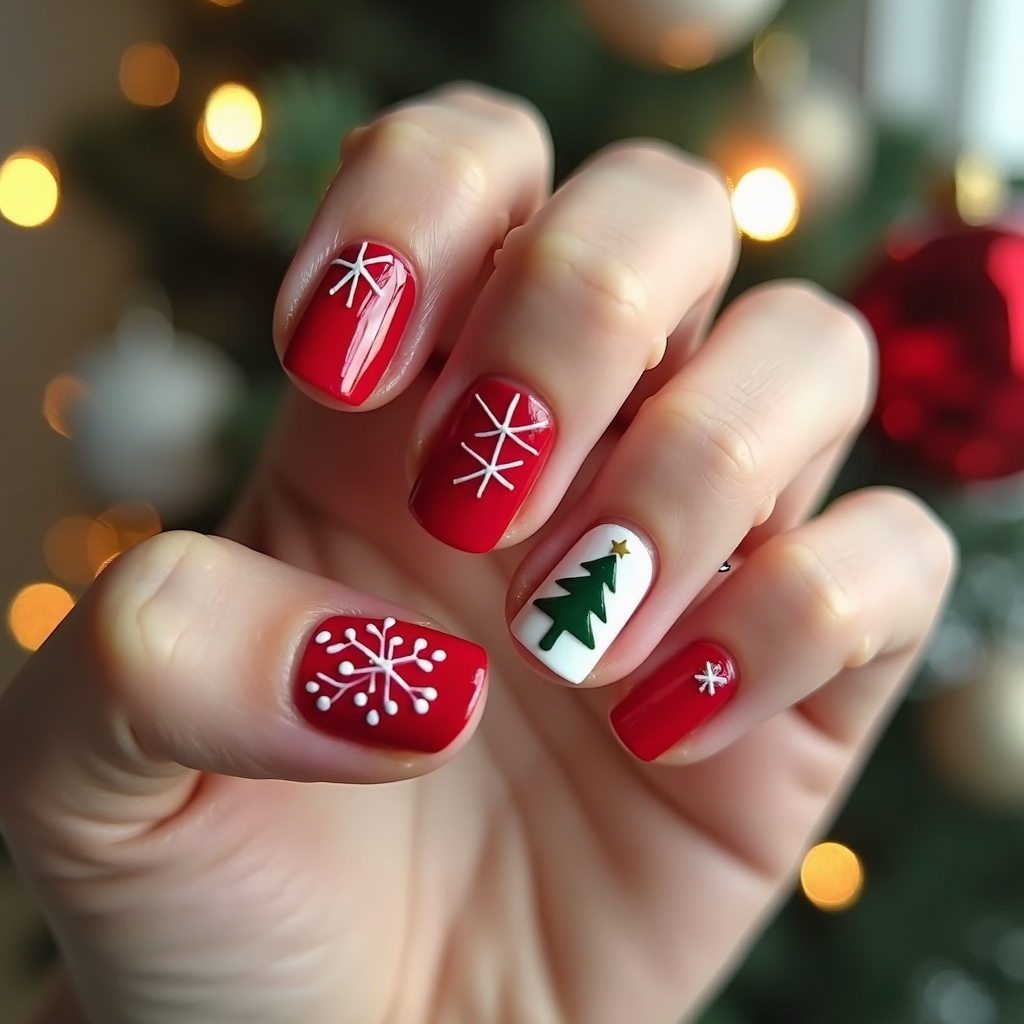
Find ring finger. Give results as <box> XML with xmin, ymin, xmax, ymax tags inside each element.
<box><xmin>509</xmin><ymin>282</ymin><xmax>876</xmax><ymax>685</ymax></box>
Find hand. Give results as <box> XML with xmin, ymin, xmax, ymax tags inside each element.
<box><xmin>0</xmin><ymin>85</ymin><xmax>955</xmax><ymax>1024</ymax></box>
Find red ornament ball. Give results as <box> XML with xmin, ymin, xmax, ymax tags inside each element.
<box><xmin>855</xmin><ymin>219</ymin><xmax>1024</xmax><ymax>482</ymax></box>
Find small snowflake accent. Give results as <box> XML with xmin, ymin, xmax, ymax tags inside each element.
<box><xmin>453</xmin><ymin>391</ymin><xmax>549</xmax><ymax>498</ymax></box>
<box><xmin>304</xmin><ymin>618</ymin><xmax>445</xmax><ymax>726</ymax></box>
<box><xmin>695</xmin><ymin>661</ymin><xmax>728</xmax><ymax>696</ymax></box>
<box><xmin>328</xmin><ymin>242</ymin><xmax>395</xmax><ymax>309</ymax></box>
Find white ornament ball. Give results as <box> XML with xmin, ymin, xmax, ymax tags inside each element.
<box><xmin>575</xmin><ymin>0</ymin><xmax>784</xmax><ymax>68</ymax></box>
<box><xmin>73</xmin><ymin>305</ymin><xmax>244</xmax><ymax>519</ymax></box>
<box><xmin>709</xmin><ymin>64</ymin><xmax>873</xmax><ymax>215</ymax></box>
<box><xmin>920</xmin><ymin>645</ymin><xmax>1024</xmax><ymax>808</ymax></box>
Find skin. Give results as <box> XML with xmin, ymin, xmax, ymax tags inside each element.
<box><xmin>0</xmin><ymin>86</ymin><xmax>956</xmax><ymax>1024</ymax></box>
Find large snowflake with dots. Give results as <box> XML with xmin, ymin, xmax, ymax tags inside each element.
<box><xmin>304</xmin><ymin>617</ymin><xmax>447</xmax><ymax>726</ymax></box>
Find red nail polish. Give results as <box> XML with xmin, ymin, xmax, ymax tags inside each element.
<box><xmin>609</xmin><ymin>641</ymin><xmax>739</xmax><ymax>762</ymax></box>
<box><xmin>294</xmin><ymin>616</ymin><xmax>486</xmax><ymax>753</ymax></box>
<box><xmin>283</xmin><ymin>241</ymin><xmax>415</xmax><ymax>406</ymax></box>
<box><xmin>409</xmin><ymin>377</ymin><xmax>555</xmax><ymax>553</ymax></box>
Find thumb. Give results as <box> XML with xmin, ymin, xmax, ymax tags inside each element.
<box><xmin>0</xmin><ymin>531</ymin><xmax>487</xmax><ymax>840</ymax></box>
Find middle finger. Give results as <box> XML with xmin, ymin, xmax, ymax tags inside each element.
<box><xmin>408</xmin><ymin>142</ymin><xmax>738</xmax><ymax>554</ymax></box>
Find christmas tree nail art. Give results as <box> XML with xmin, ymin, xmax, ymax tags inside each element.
<box><xmin>511</xmin><ymin>524</ymin><xmax>653</xmax><ymax>684</ymax></box>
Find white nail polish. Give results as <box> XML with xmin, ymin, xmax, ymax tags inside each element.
<box><xmin>511</xmin><ymin>523</ymin><xmax>654</xmax><ymax>684</ymax></box>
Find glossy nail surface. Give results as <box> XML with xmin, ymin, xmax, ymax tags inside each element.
<box><xmin>511</xmin><ymin>523</ymin><xmax>654</xmax><ymax>684</ymax></box>
<box><xmin>294</xmin><ymin>615</ymin><xmax>486</xmax><ymax>753</ymax></box>
<box><xmin>410</xmin><ymin>377</ymin><xmax>555</xmax><ymax>553</ymax></box>
<box><xmin>284</xmin><ymin>241</ymin><xmax>415</xmax><ymax>406</ymax></box>
<box><xmin>610</xmin><ymin>640</ymin><xmax>738</xmax><ymax>761</ymax></box>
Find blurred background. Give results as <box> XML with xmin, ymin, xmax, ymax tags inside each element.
<box><xmin>2</xmin><ymin>0</ymin><xmax>1024</xmax><ymax>1020</ymax></box>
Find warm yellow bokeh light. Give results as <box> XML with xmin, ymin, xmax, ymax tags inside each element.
<box><xmin>42</xmin><ymin>373</ymin><xmax>86</xmax><ymax>437</ymax></box>
<box><xmin>206</xmin><ymin>0</ymin><xmax>245</xmax><ymax>6</ymax></box>
<box><xmin>99</xmin><ymin>500</ymin><xmax>162</xmax><ymax>554</ymax></box>
<box><xmin>753</xmin><ymin>28</ymin><xmax>809</xmax><ymax>93</ymax></box>
<box><xmin>955</xmin><ymin>153</ymin><xmax>1008</xmax><ymax>226</ymax></box>
<box><xmin>731</xmin><ymin>167</ymin><xmax>799</xmax><ymax>241</ymax></box>
<box><xmin>44</xmin><ymin>517</ymin><xmax>122</xmax><ymax>586</ymax></box>
<box><xmin>8</xmin><ymin>583</ymin><xmax>75</xmax><ymax>652</ymax></box>
<box><xmin>202</xmin><ymin>83</ymin><xmax>262</xmax><ymax>158</ymax></box>
<box><xmin>0</xmin><ymin>150</ymin><xmax>60</xmax><ymax>228</ymax></box>
<box><xmin>800</xmin><ymin>842</ymin><xmax>864</xmax><ymax>911</ymax></box>
<box><xmin>119</xmin><ymin>43</ymin><xmax>180</xmax><ymax>108</ymax></box>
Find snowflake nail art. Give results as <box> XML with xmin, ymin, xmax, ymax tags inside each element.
<box><xmin>294</xmin><ymin>615</ymin><xmax>487</xmax><ymax>753</ymax></box>
<box><xmin>283</xmin><ymin>241</ymin><xmax>414</xmax><ymax>406</ymax></box>
<box><xmin>609</xmin><ymin>641</ymin><xmax>739</xmax><ymax>762</ymax></box>
<box><xmin>410</xmin><ymin>377</ymin><xmax>555</xmax><ymax>553</ymax></box>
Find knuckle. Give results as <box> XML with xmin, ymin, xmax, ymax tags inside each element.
<box><xmin>93</xmin><ymin>531</ymin><xmax>221</xmax><ymax>693</ymax></box>
<box><xmin>521</xmin><ymin>228</ymin><xmax>652</xmax><ymax>336</ymax></box>
<box><xmin>435</xmin><ymin>82</ymin><xmax>550</xmax><ymax>146</ymax></box>
<box><xmin>601</xmin><ymin>143</ymin><xmax>731</xmax><ymax>202</ymax></box>
<box><xmin>360</xmin><ymin>113</ymin><xmax>490</xmax><ymax>205</ymax></box>
<box><xmin>746</xmin><ymin>280</ymin><xmax>878</xmax><ymax>416</ymax></box>
<box><xmin>769</xmin><ymin>539</ymin><xmax>864</xmax><ymax>652</ymax></box>
<box><xmin>867</xmin><ymin>487</ymin><xmax>960</xmax><ymax>587</ymax></box>
<box><xmin>656</xmin><ymin>390</ymin><xmax>763</xmax><ymax>498</ymax></box>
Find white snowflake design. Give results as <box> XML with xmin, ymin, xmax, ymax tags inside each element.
<box><xmin>453</xmin><ymin>391</ymin><xmax>549</xmax><ymax>498</ymax></box>
<box><xmin>695</xmin><ymin>661</ymin><xmax>729</xmax><ymax>696</ymax></box>
<box><xmin>305</xmin><ymin>618</ymin><xmax>446</xmax><ymax>726</ymax></box>
<box><xmin>327</xmin><ymin>242</ymin><xmax>395</xmax><ymax>309</ymax></box>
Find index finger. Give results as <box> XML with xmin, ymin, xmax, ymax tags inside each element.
<box><xmin>274</xmin><ymin>84</ymin><xmax>553</xmax><ymax>410</ymax></box>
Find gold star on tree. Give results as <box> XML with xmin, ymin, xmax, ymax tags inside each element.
<box><xmin>610</xmin><ymin>539</ymin><xmax>630</xmax><ymax>558</ymax></box>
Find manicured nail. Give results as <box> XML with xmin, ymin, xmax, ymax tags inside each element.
<box><xmin>294</xmin><ymin>615</ymin><xmax>486</xmax><ymax>753</ymax></box>
<box><xmin>409</xmin><ymin>377</ymin><xmax>555</xmax><ymax>553</ymax></box>
<box><xmin>283</xmin><ymin>241</ymin><xmax>415</xmax><ymax>406</ymax></box>
<box><xmin>511</xmin><ymin>523</ymin><xmax>654</xmax><ymax>684</ymax></box>
<box><xmin>609</xmin><ymin>640</ymin><xmax>738</xmax><ymax>762</ymax></box>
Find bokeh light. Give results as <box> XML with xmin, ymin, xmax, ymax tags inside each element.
<box><xmin>42</xmin><ymin>373</ymin><xmax>86</xmax><ymax>437</ymax></box>
<box><xmin>753</xmin><ymin>28</ymin><xmax>809</xmax><ymax>93</ymax></box>
<box><xmin>8</xmin><ymin>583</ymin><xmax>75</xmax><ymax>652</ymax></box>
<box><xmin>955</xmin><ymin>153</ymin><xmax>1008</xmax><ymax>226</ymax></box>
<box><xmin>202</xmin><ymin>83</ymin><xmax>262</xmax><ymax>159</ymax></box>
<box><xmin>44</xmin><ymin>517</ymin><xmax>122</xmax><ymax>585</ymax></box>
<box><xmin>99</xmin><ymin>500</ymin><xmax>162</xmax><ymax>555</ymax></box>
<box><xmin>731</xmin><ymin>167</ymin><xmax>799</xmax><ymax>240</ymax></box>
<box><xmin>659</xmin><ymin>26</ymin><xmax>715</xmax><ymax>70</ymax></box>
<box><xmin>206</xmin><ymin>0</ymin><xmax>245</xmax><ymax>6</ymax></box>
<box><xmin>0</xmin><ymin>150</ymin><xmax>60</xmax><ymax>228</ymax></box>
<box><xmin>800</xmin><ymin>841</ymin><xmax>864</xmax><ymax>911</ymax></box>
<box><xmin>119</xmin><ymin>43</ymin><xmax>180</xmax><ymax>108</ymax></box>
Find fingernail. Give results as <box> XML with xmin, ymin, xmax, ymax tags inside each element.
<box><xmin>283</xmin><ymin>241</ymin><xmax>415</xmax><ymax>406</ymax></box>
<box><xmin>409</xmin><ymin>377</ymin><xmax>555</xmax><ymax>553</ymax></box>
<box><xmin>609</xmin><ymin>640</ymin><xmax>739</xmax><ymax>762</ymax></box>
<box><xmin>294</xmin><ymin>615</ymin><xmax>486</xmax><ymax>753</ymax></box>
<box><xmin>511</xmin><ymin>523</ymin><xmax>654</xmax><ymax>684</ymax></box>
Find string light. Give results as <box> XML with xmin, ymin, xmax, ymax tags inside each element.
<box><xmin>201</xmin><ymin>83</ymin><xmax>263</xmax><ymax>160</ymax></box>
<box><xmin>8</xmin><ymin>583</ymin><xmax>74</xmax><ymax>652</ymax></box>
<box><xmin>731</xmin><ymin>167</ymin><xmax>799</xmax><ymax>240</ymax></box>
<box><xmin>119</xmin><ymin>43</ymin><xmax>180</xmax><ymax>108</ymax></box>
<box><xmin>800</xmin><ymin>841</ymin><xmax>864</xmax><ymax>911</ymax></box>
<box><xmin>0</xmin><ymin>149</ymin><xmax>59</xmax><ymax>228</ymax></box>
<box><xmin>42</xmin><ymin>373</ymin><xmax>86</xmax><ymax>437</ymax></box>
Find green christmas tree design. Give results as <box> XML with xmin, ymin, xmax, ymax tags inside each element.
<box><xmin>534</xmin><ymin>553</ymin><xmax>618</xmax><ymax>651</ymax></box>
